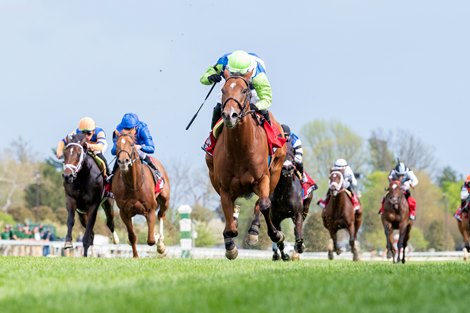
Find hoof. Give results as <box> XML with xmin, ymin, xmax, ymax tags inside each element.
<box><xmin>112</xmin><ymin>231</ymin><xmax>120</xmax><ymax>244</ymax></box>
<box><xmin>335</xmin><ymin>248</ymin><xmax>342</xmax><ymax>255</ymax></box>
<box><xmin>353</xmin><ymin>252</ymin><xmax>360</xmax><ymax>261</ymax></box>
<box><xmin>246</xmin><ymin>234</ymin><xmax>259</xmax><ymax>246</ymax></box>
<box><xmin>157</xmin><ymin>241</ymin><xmax>167</xmax><ymax>255</ymax></box>
<box><xmin>272</xmin><ymin>253</ymin><xmax>280</xmax><ymax>261</ymax></box>
<box><xmin>328</xmin><ymin>250</ymin><xmax>334</xmax><ymax>260</ymax></box>
<box><xmin>225</xmin><ymin>247</ymin><xmax>238</xmax><ymax>260</ymax></box>
<box><xmin>281</xmin><ymin>253</ymin><xmax>290</xmax><ymax>262</ymax></box>
<box><xmin>64</xmin><ymin>242</ymin><xmax>73</xmax><ymax>249</ymax></box>
<box><xmin>291</xmin><ymin>252</ymin><xmax>300</xmax><ymax>261</ymax></box>
<box><xmin>386</xmin><ymin>250</ymin><xmax>393</xmax><ymax>259</ymax></box>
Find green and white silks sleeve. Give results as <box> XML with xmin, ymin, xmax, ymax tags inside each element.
<box><xmin>200</xmin><ymin>64</ymin><xmax>224</xmax><ymax>85</ymax></box>
<box><xmin>252</xmin><ymin>73</ymin><xmax>272</xmax><ymax>110</ymax></box>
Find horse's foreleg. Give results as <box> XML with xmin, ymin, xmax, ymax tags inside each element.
<box><xmin>64</xmin><ymin>206</ymin><xmax>76</xmax><ymax>249</ymax></box>
<box><xmin>246</xmin><ymin>202</ymin><xmax>260</xmax><ymax>246</ymax></box>
<box><xmin>221</xmin><ymin>191</ymin><xmax>238</xmax><ymax>260</ymax></box>
<box><xmin>82</xmin><ymin>205</ymin><xmax>99</xmax><ymax>257</ymax></box>
<box><xmin>272</xmin><ymin>242</ymin><xmax>280</xmax><ymax>261</ymax></box>
<box><xmin>102</xmin><ymin>198</ymin><xmax>119</xmax><ymax>244</ymax></box>
<box><xmin>146</xmin><ymin>209</ymin><xmax>156</xmax><ymax>246</ymax></box>
<box><xmin>120</xmin><ymin>211</ymin><xmax>138</xmax><ymax>258</ymax></box>
<box><xmin>400</xmin><ymin>223</ymin><xmax>412</xmax><ymax>264</ymax></box>
<box><xmin>293</xmin><ymin>212</ymin><xmax>305</xmax><ymax>254</ymax></box>
<box><xmin>383</xmin><ymin>222</ymin><xmax>396</xmax><ymax>262</ymax></box>
<box><xmin>348</xmin><ymin>224</ymin><xmax>359</xmax><ymax>261</ymax></box>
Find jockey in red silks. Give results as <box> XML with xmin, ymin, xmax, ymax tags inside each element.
<box><xmin>378</xmin><ymin>161</ymin><xmax>419</xmax><ymax>220</ymax></box>
<box><xmin>317</xmin><ymin>159</ymin><xmax>361</xmax><ymax>211</ymax></box>
<box><xmin>453</xmin><ymin>175</ymin><xmax>470</xmax><ymax>221</ymax></box>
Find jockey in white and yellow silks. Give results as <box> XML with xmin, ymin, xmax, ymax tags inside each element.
<box><xmin>56</xmin><ymin>117</ymin><xmax>112</xmax><ymax>197</ymax></box>
<box><xmin>201</xmin><ymin>50</ymin><xmax>273</xmax><ymax>156</ymax></box>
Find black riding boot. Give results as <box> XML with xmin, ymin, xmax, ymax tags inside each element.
<box><xmin>211</xmin><ymin>103</ymin><xmax>222</xmax><ymax>129</ymax></box>
<box><xmin>144</xmin><ymin>156</ymin><xmax>162</xmax><ymax>179</ymax></box>
<box><xmin>96</xmin><ymin>153</ymin><xmax>110</xmax><ymax>176</ymax></box>
<box><xmin>259</xmin><ymin>109</ymin><xmax>271</xmax><ymax>125</ymax></box>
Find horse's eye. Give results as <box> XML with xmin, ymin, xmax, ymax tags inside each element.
<box><xmin>243</xmin><ymin>88</ymin><xmax>249</xmax><ymax>94</ymax></box>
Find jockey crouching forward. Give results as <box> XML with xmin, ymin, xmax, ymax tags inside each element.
<box><xmin>56</xmin><ymin>117</ymin><xmax>113</xmax><ymax>198</ymax></box>
<box><xmin>318</xmin><ymin>159</ymin><xmax>361</xmax><ymax>211</ymax></box>
<box><xmin>110</xmin><ymin>113</ymin><xmax>162</xmax><ymax>183</ymax></box>
<box><xmin>201</xmin><ymin>50</ymin><xmax>273</xmax><ymax>156</ymax></box>
<box><xmin>453</xmin><ymin>175</ymin><xmax>470</xmax><ymax>221</ymax></box>
<box><xmin>378</xmin><ymin>161</ymin><xmax>419</xmax><ymax>220</ymax></box>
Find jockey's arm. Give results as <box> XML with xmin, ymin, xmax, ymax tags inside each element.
<box><xmin>407</xmin><ymin>171</ymin><xmax>419</xmax><ymax>188</ymax></box>
<box><xmin>200</xmin><ymin>64</ymin><xmax>224</xmax><ymax>85</ymax></box>
<box><xmin>252</xmin><ymin>73</ymin><xmax>272</xmax><ymax>111</ymax></box>
<box><xmin>87</xmin><ymin>130</ymin><xmax>108</xmax><ymax>153</ymax></box>
<box><xmin>461</xmin><ymin>185</ymin><xmax>469</xmax><ymax>201</ymax></box>
<box><xmin>291</xmin><ymin>133</ymin><xmax>304</xmax><ymax>164</ymax></box>
<box><xmin>346</xmin><ymin>167</ymin><xmax>358</xmax><ymax>187</ymax></box>
<box><xmin>138</xmin><ymin>127</ymin><xmax>155</xmax><ymax>154</ymax></box>
<box><xmin>56</xmin><ymin>140</ymin><xmax>65</xmax><ymax>159</ymax></box>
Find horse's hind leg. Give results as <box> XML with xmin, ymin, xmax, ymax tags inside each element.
<box><xmin>156</xmin><ymin>194</ymin><xmax>170</xmax><ymax>255</ymax></box>
<box><xmin>400</xmin><ymin>223</ymin><xmax>412</xmax><ymax>264</ymax></box>
<box><xmin>120</xmin><ymin>211</ymin><xmax>138</xmax><ymax>258</ymax></box>
<box><xmin>102</xmin><ymin>198</ymin><xmax>119</xmax><ymax>244</ymax></box>
<box><xmin>348</xmin><ymin>225</ymin><xmax>359</xmax><ymax>261</ymax></box>
<box><xmin>272</xmin><ymin>242</ymin><xmax>280</xmax><ymax>261</ymax></box>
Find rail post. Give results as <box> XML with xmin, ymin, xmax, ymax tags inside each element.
<box><xmin>178</xmin><ymin>205</ymin><xmax>193</xmax><ymax>258</ymax></box>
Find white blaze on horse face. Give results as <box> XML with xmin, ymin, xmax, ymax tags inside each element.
<box><xmin>121</xmin><ymin>138</ymin><xmax>126</xmax><ymax>144</ymax></box>
<box><xmin>392</xmin><ymin>183</ymin><xmax>398</xmax><ymax>190</ymax></box>
<box><xmin>230</xmin><ymin>82</ymin><xmax>236</xmax><ymax>89</ymax></box>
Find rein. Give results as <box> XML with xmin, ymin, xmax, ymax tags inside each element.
<box><xmin>63</xmin><ymin>142</ymin><xmax>85</xmax><ymax>178</ymax></box>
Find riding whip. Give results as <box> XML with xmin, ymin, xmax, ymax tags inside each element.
<box><xmin>185</xmin><ymin>82</ymin><xmax>217</xmax><ymax>130</ymax></box>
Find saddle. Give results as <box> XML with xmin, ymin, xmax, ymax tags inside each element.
<box><xmin>144</xmin><ymin>156</ymin><xmax>165</xmax><ymax>194</ymax></box>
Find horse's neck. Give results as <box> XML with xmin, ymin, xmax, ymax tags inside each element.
<box><xmin>277</xmin><ymin>175</ymin><xmax>297</xmax><ymax>193</ymax></box>
<box><xmin>224</xmin><ymin>117</ymin><xmax>259</xmax><ymax>154</ymax></box>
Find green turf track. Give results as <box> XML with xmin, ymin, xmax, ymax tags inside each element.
<box><xmin>0</xmin><ymin>257</ymin><xmax>467</xmax><ymax>313</ymax></box>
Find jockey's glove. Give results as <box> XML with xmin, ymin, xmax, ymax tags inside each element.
<box><xmin>208</xmin><ymin>74</ymin><xmax>221</xmax><ymax>83</ymax></box>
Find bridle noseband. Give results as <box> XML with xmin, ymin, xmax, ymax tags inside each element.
<box><xmin>116</xmin><ymin>134</ymin><xmax>138</xmax><ymax>166</ymax></box>
<box><xmin>63</xmin><ymin>142</ymin><xmax>85</xmax><ymax>179</ymax></box>
<box><xmin>221</xmin><ymin>76</ymin><xmax>253</xmax><ymax>121</ymax></box>
<box><xmin>329</xmin><ymin>171</ymin><xmax>344</xmax><ymax>195</ymax></box>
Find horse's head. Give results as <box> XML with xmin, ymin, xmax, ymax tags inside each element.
<box><xmin>115</xmin><ymin>129</ymin><xmax>138</xmax><ymax>172</ymax></box>
<box><xmin>387</xmin><ymin>180</ymin><xmax>403</xmax><ymax>209</ymax></box>
<box><xmin>329</xmin><ymin>169</ymin><xmax>344</xmax><ymax>196</ymax></box>
<box><xmin>63</xmin><ymin>133</ymin><xmax>88</xmax><ymax>183</ymax></box>
<box><xmin>281</xmin><ymin>141</ymin><xmax>296</xmax><ymax>178</ymax></box>
<box><xmin>221</xmin><ymin>69</ymin><xmax>253</xmax><ymax>128</ymax></box>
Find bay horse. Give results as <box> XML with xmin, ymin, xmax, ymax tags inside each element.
<box><xmin>112</xmin><ymin>130</ymin><xmax>170</xmax><ymax>258</ymax></box>
<box><xmin>62</xmin><ymin>133</ymin><xmax>118</xmax><ymax>257</ymax></box>
<box><xmin>270</xmin><ymin>141</ymin><xmax>313</xmax><ymax>261</ymax></box>
<box><xmin>322</xmin><ymin>169</ymin><xmax>362</xmax><ymax>261</ymax></box>
<box><xmin>381</xmin><ymin>179</ymin><xmax>412</xmax><ymax>264</ymax></box>
<box><xmin>205</xmin><ymin>69</ymin><xmax>287</xmax><ymax>260</ymax></box>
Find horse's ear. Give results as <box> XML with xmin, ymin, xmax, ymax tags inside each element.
<box><xmin>223</xmin><ymin>68</ymin><xmax>230</xmax><ymax>79</ymax></box>
<box><xmin>243</xmin><ymin>68</ymin><xmax>254</xmax><ymax>80</ymax></box>
<box><xmin>114</xmin><ymin>130</ymin><xmax>120</xmax><ymax>138</ymax></box>
<box><xmin>129</xmin><ymin>128</ymin><xmax>136</xmax><ymax>136</ymax></box>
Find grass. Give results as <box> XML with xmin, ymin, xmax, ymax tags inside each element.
<box><xmin>0</xmin><ymin>257</ymin><xmax>468</xmax><ymax>313</ymax></box>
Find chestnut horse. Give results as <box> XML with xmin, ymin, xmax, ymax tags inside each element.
<box><xmin>62</xmin><ymin>133</ymin><xmax>118</xmax><ymax>256</ymax></box>
<box><xmin>381</xmin><ymin>179</ymin><xmax>412</xmax><ymax>264</ymax></box>
<box><xmin>322</xmin><ymin>169</ymin><xmax>362</xmax><ymax>261</ymax></box>
<box><xmin>112</xmin><ymin>131</ymin><xmax>170</xmax><ymax>258</ymax></box>
<box><xmin>206</xmin><ymin>69</ymin><xmax>287</xmax><ymax>260</ymax></box>
<box><xmin>270</xmin><ymin>141</ymin><xmax>313</xmax><ymax>261</ymax></box>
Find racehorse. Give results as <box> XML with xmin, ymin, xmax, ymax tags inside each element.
<box><xmin>112</xmin><ymin>130</ymin><xmax>170</xmax><ymax>258</ymax></box>
<box><xmin>322</xmin><ymin>169</ymin><xmax>362</xmax><ymax>261</ymax></box>
<box><xmin>381</xmin><ymin>179</ymin><xmax>412</xmax><ymax>264</ymax></box>
<box><xmin>62</xmin><ymin>133</ymin><xmax>118</xmax><ymax>257</ymax></box>
<box><xmin>270</xmin><ymin>141</ymin><xmax>313</xmax><ymax>261</ymax></box>
<box><xmin>205</xmin><ymin>69</ymin><xmax>287</xmax><ymax>260</ymax></box>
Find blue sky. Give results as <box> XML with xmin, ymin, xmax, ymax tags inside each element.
<box><xmin>0</xmin><ymin>0</ymin><xmax>468</xmax><ymax>176</ymax></box>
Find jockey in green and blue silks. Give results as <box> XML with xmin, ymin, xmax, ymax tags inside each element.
<box><xmin>200</xmin><ymin>50</ymin><xmax>273</xmax><ymax>129</ymax></box>
<box><xmin>110</xmin><ymin>113</ymin><xmax>161</xmax><ymax>178</ymax></box>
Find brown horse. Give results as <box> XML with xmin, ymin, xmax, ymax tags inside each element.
<box><xmin>62</xmin><ymin>133</ymin><xmax>118</xmax><ymax>256</ymax></box>
<box><xmin>381</xmin><ymin>179</ymin><xmax>412</xmax><ymax>264</ymax></box>
<box><xmin>456</xmin><ymin>198</ymin><xmax>470</xmax><ymax>260</ymax></box>
<box><xmin>322</xmin><ymin>169</ymin><xmax>362</xmax><ymax>261</ymax></box>
<box><xmin>206</xmin><ymin>69</ymin><xmax>287</xmax><ymax>260</ymax></box>
<box><xmin>112</xmin><ymin>131</ymin><xmax>170</xmax><ymax>258</ymax></box>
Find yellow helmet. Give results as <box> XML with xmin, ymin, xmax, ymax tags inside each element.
<box><xmin>78</xmin><ymin>117</ymin><xmax>96</xmax><ymax>131</ymax></box>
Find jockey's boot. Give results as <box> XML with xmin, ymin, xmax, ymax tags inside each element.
<box><xmin>259</xmin><ymin>109</ymin><xmax>271</xmax><ymax>125</ymax></box>
<box><xmin>454</xmin><ymin>207</ymin><xmax>463</xmax><ymax>221</ymax></box>
<box><xmin>211</xmin><ymin>103</ymin><xmax>222</xmax><ymax>130</ymax></box>
<box><xmin>144</xmin><ymin>156</ymin><xmax>162</xmax><ymax>180</ymax></box>
<box><xmin>378</xmin><ymin>198</ymin><xmax>385</xmax><ymax>215</ymax></box>
<box><xmin>317</xmin><ymin>194</ymin><xmax>330</xmax><ymax>208</ymax></box>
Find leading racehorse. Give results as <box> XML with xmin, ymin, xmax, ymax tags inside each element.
<box><xmin>322</xmin><ymin>169</ymin><xmax>362</xmax><ymax>261</ymax></box>
<box><xmin>62</xmin><ymin>133</ymin><xmax>118</xmax><ymax>256</ymax></box>
<box><xmin>381</xmin><ymin>179</ymin><xmax>413</xmax><ymax>264</ymax></box>
<box><xmin>206</xmin><ymin>69</ymin><xmax>287</xmax><ymax>260</ymax></box>
<box><xmin>112</xmin><ymin>130</ymin><xmax>170</xmax><ymax>258</ymax></box>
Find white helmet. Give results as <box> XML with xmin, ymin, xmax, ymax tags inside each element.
<box><xmin>395</xmin><ymin>162</ymin><xmax>407</xmax><ymax>175</ymax></box>
<box><xmin>334</xmin><ymin>158</ymin><xmax>348</xmax><ymax>168</ymax></box>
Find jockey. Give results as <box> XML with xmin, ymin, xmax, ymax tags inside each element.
<box><xmin>56</xmin><ymin>117</ymin><xmax>112</xmax><ymax>197</ymax></box>
<box><xmin>318</xmin><ymin>159</ymin><xmax>361</xmax><ymax>211</ymax></box>
<box><xmin>281</xmin><ymin>124</ymin><xmax>305</xmax><ymax>179</ymax></box>
<box><xmin>201</xmin><ymin>50</ymin><xmax>273</xmax><ymax>129</ymax></box>
<box><xmin>453</xmin><ymin>175</ymin><xmax>470</xmax><ymax>221</ymax></box>
<box><xmin>378</xmin><ymin>161</ymin><xmax>419</xmax><ymax>220</ymax></box>
<box><xmin>110</xmin><ymin>113</ymin><xmax>162</xmax><ymax>180</ymax></box>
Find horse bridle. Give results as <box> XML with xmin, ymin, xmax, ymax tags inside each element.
<box><xmin>329</xmin><ymin>171</ymin><xmax>344</xmax><ymax>194</ymax></box>
<box><xmin>63</xmin><ymin>142</ymin><xmax>86</xmax><ymax>179</ymax></box>
<box><xmin>116</xmin><ymin>134</ymin><xmax>138</xmax><ymax>166</ymax></box>
<box><xmin>388</xmin><ymin>181</ymin><xmax>404</xmax><ymax>210</ymax></box>
<box><xmin>221</xmin><ymin>76</ymin><xmax>253</xmax><ymax>121</ymax></box>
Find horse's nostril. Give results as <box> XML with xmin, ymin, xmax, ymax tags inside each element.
<box><xmin>231</xmin><ymin>112</ymin><xmax>238</xmax><ymax>119</ymax></box>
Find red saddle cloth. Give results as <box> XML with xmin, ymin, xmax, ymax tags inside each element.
<box><xmin>202</xmin><ymin>116</ymin><xmax>286</xmax><ymax>156</ymax></box>
<box><xmin>302</xmin><ymin>171</ymin><xmax>318</xmax><ymax>200</ymax></box>
<box><xmin>148</xmin><ymin>156</ymin><xmax>165</xmax><ymax>194</ymax></box>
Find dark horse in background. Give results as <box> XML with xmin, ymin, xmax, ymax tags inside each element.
<box><xmin>62</xmin><ymin>133</ymin><xmax>118</xmax><ymax>256</ymax></box>
<box><xmin>382</xmin><ymin>179</ymin><xmax>412</xmax><ymax>264</ymax></box>
<box><xmin>206</xmin><ymin>69</ymin><xmax>287</xmax><ymax>260</ymax></box>
<box><xmin>322</xmin><ymin>169</ymin><xmax>362</xmax><ymax>261</ymax></box>
<box><xmin>112</xmin><ymin>130</ymin><xmax>171</xmax><ymax>258</ymax></box>
<box><xmin>270</xmin><ymin>141</ymin><xmax>313</xmax><ymax>261</ymax></box>
<box><xmin>457</xmin><ymin>195</ymin><xmax>470</xmax><ymax>260</ymax></box>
